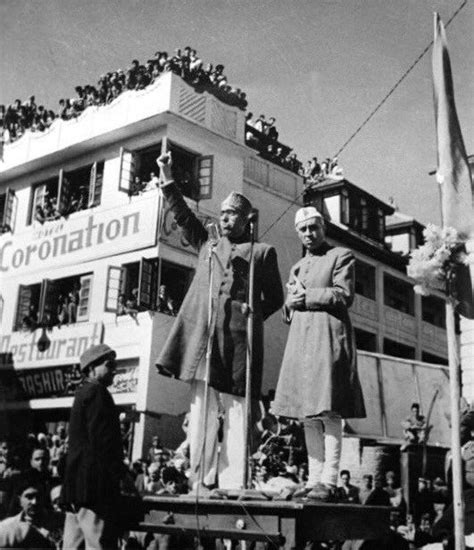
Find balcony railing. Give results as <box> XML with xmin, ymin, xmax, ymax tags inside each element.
<box><xmin>244</xmin><ymin>155</ymin><xmax>304</xmax><ymax>201</ymax></box>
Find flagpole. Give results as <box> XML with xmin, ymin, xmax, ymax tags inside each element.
<box><xmin>446</xmin><ymin>293</ymin><xmax>465</xmax><ymax>550</ymax></box>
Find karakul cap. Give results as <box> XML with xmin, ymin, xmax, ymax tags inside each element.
<box><xmin>221</xmin><ymin>192</ymin><xmax>252</xmax><ymax>217</ymax></box>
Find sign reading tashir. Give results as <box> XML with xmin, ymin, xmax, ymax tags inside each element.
<box><xmin>0</xmin><ymin>198</ymin><xmax>158</xmax><ymax>275</ymax></box>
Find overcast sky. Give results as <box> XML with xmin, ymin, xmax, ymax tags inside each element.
<box><xmin>1</xmin><ymin>0</ymin><xmax>472</xmax><ymax>228</ymax></box>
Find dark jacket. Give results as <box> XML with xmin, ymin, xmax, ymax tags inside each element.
<box><xmin>335</xmin><ymin>484</ymin><xmax>360</xmax><ymax>504</ymax></box>
<box><xmin>156</xmin><ymin>183</ymin><xmax>284</xmax><ymax>397</ymax></box>
<box><xmin>61</xmin><ymin>380</ymin><xmax>124</xmax><ymax>513</ymax></box>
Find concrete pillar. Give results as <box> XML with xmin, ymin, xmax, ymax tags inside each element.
<box><xmin>461</xmin><ymin>238</ymin><xmax>474</xmax><ymax>402</ymax></box>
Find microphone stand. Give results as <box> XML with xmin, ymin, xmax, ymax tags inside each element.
<box><xmin>199</xmin><ymin>231</ymin><xmax>217</xmax><ymax>489</ymax></box>
<box><xmin>243</xmin><ymin>219</ymin><xmax>255</xmax><ymax>491</ymax></box>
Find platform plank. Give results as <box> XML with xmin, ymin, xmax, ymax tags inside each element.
<box><xmin>134</xmin><ymin>495</ymin><xmax>391</xmax><ymax>548</ymax></box>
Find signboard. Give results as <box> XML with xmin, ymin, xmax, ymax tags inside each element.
<box><xmin>0</xmin><ymin>196</ymin><xmax>158</xmax><ymax>276</ymax></box>
<box><xmin>0</xmin><ymin>322</ymin><xmax>102</xmax><ymax>369</ymax></box>
<box><xmin>1</xmin><ymin>363</ymin><xmax>138</xmax><ymax>401</ymax></box>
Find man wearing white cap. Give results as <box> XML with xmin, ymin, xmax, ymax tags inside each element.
<box><xmin>155</xmin><ymin>152</ymin><xmax>283</xmax><ymax>492</ymax></box>
<box><xmin>272</xmin><ymin>206</ymin><xmax>365</xmax><ymax>501</ymax></box>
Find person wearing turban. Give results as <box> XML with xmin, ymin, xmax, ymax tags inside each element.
<box><xmin>272</xmin><ymin>206</ymin><xmax>366</xmax><ymax>501</ymax></box>
<box><xmin>155</xmin><ymin>152</ymin><xmax>283</xmax><ymax>492</ymax></box>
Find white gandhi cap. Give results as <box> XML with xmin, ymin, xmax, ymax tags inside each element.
<box><xmin>294</xmin><ymin>206</ymin><xmax>323</xmax><ymax>228</ymax></box>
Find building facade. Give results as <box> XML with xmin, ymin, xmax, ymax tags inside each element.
<box><xmin>0</xmin><ymin>71</ymin><xmax>452</xmax><ymax>471</ymax></box>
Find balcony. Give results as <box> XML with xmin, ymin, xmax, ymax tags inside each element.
<box><xmin>0</xmin><ymin>72</ymin><xmax>245</xmax><ymax>176</ymax></box>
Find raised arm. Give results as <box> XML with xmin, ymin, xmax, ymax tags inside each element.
<box><xmin>157</xmin><ymin>152</ymin><xmax>208</xmax><ymax>251</ymax></box>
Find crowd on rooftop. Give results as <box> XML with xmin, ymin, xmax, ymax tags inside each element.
<box><xmin>0</xmin><ymin>46</ymin><xmax>247</xmax><ymax>147</ymax></box>
<box><xmin>245</xmin><ymin>113</ymin><xmax>344</xmax><ymax>183</ymax></box>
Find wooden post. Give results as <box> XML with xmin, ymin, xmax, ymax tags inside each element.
<box><xmin>446</xmin><ymin>297</ymin><xmax>465</xmax><ymax>550</ymax></box>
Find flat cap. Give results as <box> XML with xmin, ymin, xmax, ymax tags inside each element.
<box><xmin>80</xmin><ymin>343</ymin><xmax>116</xmax><ymax>372</ymax></box>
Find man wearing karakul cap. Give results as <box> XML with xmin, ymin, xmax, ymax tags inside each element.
<box><xmin>272</xmin><ymin>206</ymin><xmax>365</xmax><ymax>501</ymax></box>
<box><xmin>62</xmin><ymin>344</ymin><xmax>126</xmax><ymax>549</ymax></box>
<box><xmin>155</xmin><ymin>152</ymin><xmax>284</xmax><ymax>491</ymax></box>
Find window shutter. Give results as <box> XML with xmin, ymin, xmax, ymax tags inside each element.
<box><xmin>138</xmin><ymin>257</ymin><xmax>156</xmax><ymax>310</ymax></box>
<box><xmin>5</xmin><ymin>189</ymin><xmax>18</xmax><ymax>232</ymax></box>
<box><xmin>119</xmin><ymin>148</ymin><xmax>136</xmax><ymax>193</ymax></box>
<box><xmin>88</xmin><ymin>162</ymin><xmax>97</xmax><ymax>207</ymax></box>
<box><xmin>77</xmin><ymin>275</ymin><xmax>93</xmax><ymax>322</ymax></box>
<box><xmin>15</xmin><ymin>285</ymin><xmax>33</xmax><ymax>331</ymax></box>
<box><xmin>39</xmin><ymin>279</ymin><xmax>60</xmax><ymax>325</ymax></box>
<box><xmin>105</xmin><ymin>266</ymin><xmax>124</xmax><ymax>312</ymax></box>
<box><xmin>58</xmin><ymin>170</ymin><xmax>73</xmax><ymax>215</ymax></box>
<box><xmin>30</xmin><ymin>184</ymin><xmax>47</xmax><ymax>224</ymax></box>
<box><xmin>0</xmin><ymin>193</ymin><xmax>5</xmax><ymax>228</ymax></box>
<box><xmin>197</xmin><ymin>155</ymin><xmax>213</xmax><ymax>199</ymax></box>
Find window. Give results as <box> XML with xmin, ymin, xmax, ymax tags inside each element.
<box><xmin>384</xmin><ymin>274</ymin><xmax>414</xmax><ymax>316</ymax></box>
<box><xmin>29</xmin><ymin>162</ymin><xmax>103</xmax><ymax>224</ymax></box>
<box><xmin>0</xmin><ymin>189</ymin><xmax>17</xmax><ymax>233</ymax></box>
<box><xmin>105</xmin><ymin>258</ymin><xmax>194</xmax><ymax>315</ymax></box>
<box><xmin>14</xmin><ymin>273</ymin><xmax>93</xmax><ymax>331</ymax></box>
<box><xmin>421</xmin><ymin>351</ymin><xmax>448</xmax><ymax>366</ymax></box>
<box><xmin>422</xmin><ymin>295</ymin><xmax>446</xmax><ymax>329</ymax></box>
<box><xmin>383</xmin><ymin>338</ymin><xmax>415</xmax><ymax>360</ymax></box>
<box><xmin>355</xmin><ymin>260</ymin><xmax>376</xmax><ymax>300</ymax></box>
<box><xmin>119</xmin><ymin>142</ymin><xmax>214</xmax><ymax>201</ymax></box>
<box><xmin>354</xmin><ymin>328</ymin><xmax>377</xmax><ymax>352</ymax></box>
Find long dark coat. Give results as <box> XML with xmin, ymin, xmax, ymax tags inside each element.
<box><xmin>272</xmin><ymin>243</ymin><xmax>366</xmax><ymax>419</ymax></box>
<box><xmin>61</xmin><ymin>380</ymin><xmax>124</xmax><ymax>514</ymax></box>
<box><xmin>156</xmin><ymin>183</ymin><xmax>284</xmax><ymax>398</ymax></box>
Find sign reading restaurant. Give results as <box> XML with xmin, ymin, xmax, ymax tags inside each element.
<box><xmin>0</xmin><ymin>197</ymin><xmax>158</xmax><ymax>276</ymax></box>
<box><xmin>0</xmin><ymin>322</ymin><xmax>102</xmax><ymax>369</ymax></box>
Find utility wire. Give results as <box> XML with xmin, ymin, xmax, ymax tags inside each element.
<box><xmin>260</xmin><ymin>0</ymin><xmax>467</xmax><ymax>240</ymax></box>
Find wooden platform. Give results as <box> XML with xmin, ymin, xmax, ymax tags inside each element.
<box><xmin>135</xmin><ymin>495</ymin><xmax>391</xmax><ymax>549</ymax></box>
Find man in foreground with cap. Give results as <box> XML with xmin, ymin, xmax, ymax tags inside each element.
<box><xmin>61</xmin><ymin>344</ymin><xmax>126</xmax><ymax>549</ymax></box>
<box><xmin>155</xmin><ymin>152</ymin><xmax>284</xmax><ymax>492</ymax></box>
<box><xmin>272</xmin><ymin>207</ymin><xmax>365</xmax><ymax>501</ymax></box>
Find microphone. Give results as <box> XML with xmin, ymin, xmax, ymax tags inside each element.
<box><xmin>206</xmin><ymin>222</ymin><xmax>220</xmax><ymax>248</ymax></box>
<box><xmin>247</xmin><ymin>212</ymin><xmax>258</xmax><ymax>223</ymax></box>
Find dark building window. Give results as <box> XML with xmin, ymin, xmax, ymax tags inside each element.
<box><xmin>105</xmin><ymin>258</ymin><xmax>194</xmax><ymax>316</ymax></box>
<box><xmin>384</xmin><ymin>274</ymin><xmax>414</xmax><ymax>316</ymax></box>
<box><xmin>119</xmin><ymin>141</ymin><xmax>213</xmax><ymax>201</ymax></box>
<box><xmin>14</xmin><ymin>273</ymin><xmax>92</xmax><ymax>331</ymax></box>
<box><xmin>29</xmin><ymin>162</ymin><xmax>103</xmax><ymax>224</ymax></box>
<box><xmin>355</xmin><ymin>260</ymin><xmax>376</xmax><ymax>300</ymax></box>
<box><xmin>421</xmin><ymin>352</ymin><xmax>448</xmax><ymax>366</ymax></box>
<box><xmin>383</xmin><ymin>338</ymin><xmax>415</xmax><ymax>360</ymax></box>
<box><xmin>355</xmin><ymin>328</ymin><xmax>377</xmax><ymax>352</ymax></box>
<box><xmin>422</xmin><ymin>295</ymin><xmax>446</xmax><ymax>329</ymax></box>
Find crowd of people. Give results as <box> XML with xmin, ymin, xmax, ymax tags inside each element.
<box><xmin>0</xmin><ymin>414</ymin><xmax>455</xmax><ymax>549</ymax></box>
<box><xmin>0</xmin><ymin>46</ymin><xmax>247</xmax><ymax>146</ymax></box>
<box><xmin>244</xmin><ymin>113</ymin><xmax>344</xmax><ymax>183</ymax></box>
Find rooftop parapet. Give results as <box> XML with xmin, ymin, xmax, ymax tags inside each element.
<box><xmin>0</xmin><ymin>72</ymin><xmax>245</xmax><ymax>176</ymax></box>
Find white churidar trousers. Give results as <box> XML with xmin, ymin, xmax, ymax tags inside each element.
<box><xmin>189</xmin><ymin>380</ymin><xmax>245</xmax><ymax>490</ymax></box>
<box><xmin>304</xmin><ymin>414</ymin><xmax>342</xmax><ymax>487</ymax></box>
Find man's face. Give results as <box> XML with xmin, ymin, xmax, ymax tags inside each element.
<box><xmin>296</xmin><ymin>217</ymin><xmax>325</xmax><ymax>253</ymax></box>
<box><xmin>411</xmin><ymin>406</ymin><xmax>420</xmax><ymax>416</ymax></box>
<box><xmin>219</xmin><ymin>208</ymin><xmax>247</xmax><ymax>239</ymax></box>
<box><xmin>341</xmin><ymin>473</ymin><xmax>350</xmax><ymax>486</ymax></box>
<box><xmin>363</xmin><ymin>477</ymin><xmax>372</xmax><ymax>489</ymax></box>
<box><xmin>30</xmin><ymin>449</ymin><xmax>48</xmax><ymax>472</ymax></box>
<box><xmin>93</xmin><ymin>356</ymin><xmax>117</xmax><ymax>387</ymax></box>
<box><xmin>20</xmin><ymin>487</ymin><xmax>41</xmax><ymax>519</ymax></box>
